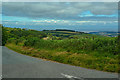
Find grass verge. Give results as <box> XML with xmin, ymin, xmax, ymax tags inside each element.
<box><xmin>6</xmin><ymin>43</ymin><xmax>118</xmax><ymax>73</ymax></box>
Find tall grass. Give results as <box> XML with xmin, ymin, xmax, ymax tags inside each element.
<box><xmin>6</xmin><ymin>43</ymin><xmax>118</xmax><ymax>72</ymax></box>
<box><xmin>24</xmin><ymin>37</ymin><xmax>118</xmax><ymax>57</ymax></box>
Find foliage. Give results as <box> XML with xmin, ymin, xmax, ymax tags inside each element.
<box><xmin>4</xmin><ymin>26</ymin><xmax>119</xmax><ymax>73</ymax></box>
<box><xmin>2</xmin><ymin>26</ymin><xmax>8</xmax><ymax>46</ymax></box>
<box><xmin>24</xmin><ymin>37</ymin><xmax>118</xmax><ymax>56</ymax></box>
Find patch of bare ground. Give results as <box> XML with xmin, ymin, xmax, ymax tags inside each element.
<box><xmin>55</xmin><ymin>51</ymin><xmax>68</xmax><ymax>55</ymax></box>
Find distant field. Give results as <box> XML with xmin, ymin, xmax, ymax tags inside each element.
<box><xmin>43</xmin><ymin>29</ymin><xmax>93</xmax><ymax>39</ymax></box>
<box><xmin>44</xmin><ymin>30</ymin><xmax>81</xmax><ymax>34</ymax></box>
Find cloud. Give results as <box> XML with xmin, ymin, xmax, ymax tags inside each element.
<box><xmin>2</xmin><ymin>19</ymin><xmax>118</xmax><ymax>32</ymax></box>
<box><xmin>2</xmin><ymin>0</ymin><xmax>120</xmax><ymax>2</ymax></box>
<box><xmin>2</xmin><ymin>2</ymin><xmax>118</xmax><ymax>21</ymax></box>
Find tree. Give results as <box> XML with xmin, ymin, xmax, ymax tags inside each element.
<box><xmin>2</xmin><ymin>26</ymin><xmax>8</xmax><ymax>46</ymax></box>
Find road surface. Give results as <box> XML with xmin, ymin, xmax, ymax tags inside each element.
<box><xmin>2</xmin><ymin>46</ymin><xmax>118</xmax><ymax>79</ymax></box>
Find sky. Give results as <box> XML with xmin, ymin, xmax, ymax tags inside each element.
<box><xmin>1</xmin><ymin>2</ymin><xmax>118</xmax><ymax>32</ymax></box>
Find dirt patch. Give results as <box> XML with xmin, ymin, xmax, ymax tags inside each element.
<box><xmin>55</xmin><ymin>51</ymin><xmax>68</xmax><ymax>55</ymax></box>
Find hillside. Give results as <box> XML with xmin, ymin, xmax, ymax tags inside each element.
<box><xmin>2</xmin><ymin>26</ymin><xmax>119</xmax><ymax>73</ymax></box>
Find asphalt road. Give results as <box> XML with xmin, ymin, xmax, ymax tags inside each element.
<box><xmin>2</xmin><ymin>46</ymin><xmax>118</xmax><ymax>79</ymax></box>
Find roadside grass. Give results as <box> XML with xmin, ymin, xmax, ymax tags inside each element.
<box><xmin>6</xmin><ymin>43</ymin><xmax>118</xmax><ymax>73</ymax></box>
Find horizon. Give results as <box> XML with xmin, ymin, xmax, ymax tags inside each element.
<box><xmin>3</xmin><ymin>25</ymin><xmax>119</xmax><ymax>33</ymax></box>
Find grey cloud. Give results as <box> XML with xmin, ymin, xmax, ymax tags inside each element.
<box><xmin>2</xmin><ymin>0</ymin><xmax>120</xmax><ymax>2</ymax></box>
<box><xmin>73</xmin><ymin>2</ymin><xmax>118</xmax><ymax>15</ymax></box>
<box><xmin>2</xmin><ymin>2</ymin><xmax>118</xmax><ymax>20</ymax></box>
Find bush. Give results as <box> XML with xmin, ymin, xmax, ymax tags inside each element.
<box><xmin>24</xmin><ymin>37</ymin><xmax>40</xmax><ymax>46</ymax></box>
<box><xmin>7</xmin><ymin>38</ymin><xmax>16</xmax><ymax>43</ymax></box>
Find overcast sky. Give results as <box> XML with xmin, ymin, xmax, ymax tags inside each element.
<box><xmin>2</xmin><ymin>2</ymin><xmax>118</xmax><ymax>32</ymax></box>
<box><xmin>2</xmin><ymin>0</ymin><xmax>120</xmax><ymax>2</ymax></box>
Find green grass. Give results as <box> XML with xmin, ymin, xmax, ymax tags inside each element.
<box><xmin>6</xmin><ymin>43</ymin><xmax>119</xmax><ymax>73</ymax></box>
<box><xmin>3</xmin><ymin>26</ymin><xmax>119</xmax><ymax>73</ymax></box>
